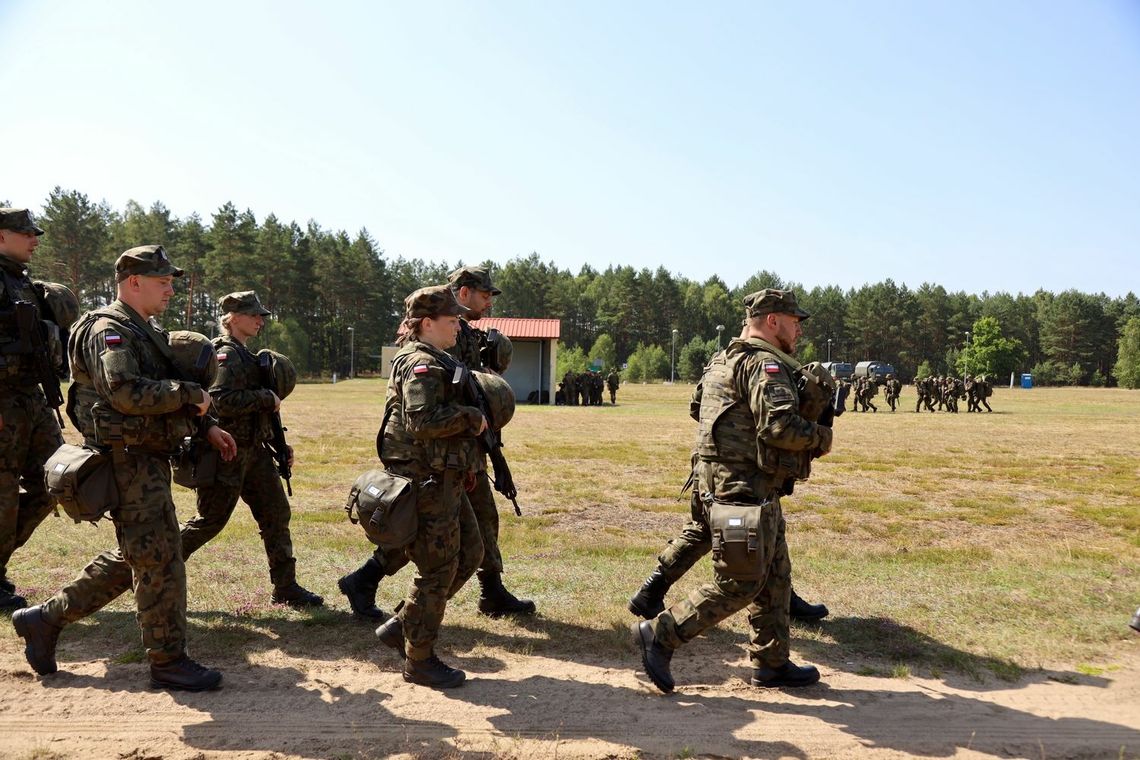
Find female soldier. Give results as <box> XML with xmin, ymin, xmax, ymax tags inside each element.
<box><xmin>370</xmin><ymin>285</ymin><xmax>485</xmax><ymax>688</ymax></box>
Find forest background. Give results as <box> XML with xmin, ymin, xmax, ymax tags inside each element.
<box><xmin>17</xmin><ymin>187</ymin><xmax>1140</xmax><ymax>388</ymax></box>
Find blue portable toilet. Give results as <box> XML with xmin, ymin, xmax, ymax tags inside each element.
<box><xmin>1021</xmin><ymin>373</ymin><xmax>1033</xmax><ymax>389</ymax></box>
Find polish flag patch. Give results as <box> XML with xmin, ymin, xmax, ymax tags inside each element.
<box><xmin>104</xmin><ymin>332</ymin><xmax>123</xmax><ymax>346</ymax></box>
<box><xmin>763</xmin><ymin>361</ymin><xmax>781</xmax><ymax>374</ymax></box>
<box><xmin>217</xmin><ymin>352</ymin><xmax>229</xmax><ymax>362</ymax></box>
<box><xmin>413</xmin><ymin>364</ymin><xmax>430</xmax><ymax>375</ymax></box>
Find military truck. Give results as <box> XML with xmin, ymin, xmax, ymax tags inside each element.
<box><xmin>822</xmin><ymin>361</ymin><xmax>854</xmax><ymax>379</ymax></box>
<box><xmin>854</xmin><ymin>361</ymin><xmax>895</xmax><ymax>380</ymax></box>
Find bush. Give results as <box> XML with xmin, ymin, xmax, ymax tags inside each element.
<box><xmin>678</xmin><ymin>337</ymin><xmax>718</xmax><ymax>382</ymax></box>
<box><xmin>557</xmin><ymin>343</ymin><xmax>589</xmax><ymax>377</ymax></box>
<box><xmin>626</xmin><ymin>342</ymin><xmax>670</xmax><ymax>382</ymax></box>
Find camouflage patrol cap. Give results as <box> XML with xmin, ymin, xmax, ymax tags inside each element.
<box><xmin>405</xmin><ymin>284</ymin><xmax>470</xmax><ymax>319</ymax></box>
<box><xmin>115</xmin><ymin>245</ymin><xmax>184</xmax><ymax>280</ymax></box>
<box><xmin>0</xmin><ymin>208</ymin><xmax>45</xmax><ymax>236</ymax></box>
<box><xmin>743</xmin><ymin>288</ymin><xmax>810</xmax><ymax>320</ymax></box>
<box><xmin>448</xmin><ymin>265</ymin><xmax>502</xmax><ymax>296</ymax></box>
<box><xmin>219</xmin><ymin>290</ymin><xmax>272</xmax><ymax>316</ymax></box>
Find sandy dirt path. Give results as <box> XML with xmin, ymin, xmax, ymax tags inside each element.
<box><xmin>2</xmin><ymin>637</ymin><xmax>1137</xmax><ymax>759</ymax></box>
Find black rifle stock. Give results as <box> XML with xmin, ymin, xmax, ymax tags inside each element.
<box><xmin>258</xmin><ymin>353</ymin><xmax>293</xmax><ymax>496</ymax></box>
<box><xmin>437</xmin><ymin>352</ymin><xmax>522</xmax><ymax>516</ymax></box>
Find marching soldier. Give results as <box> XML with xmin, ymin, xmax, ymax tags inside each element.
<box><xmin>0</xmin><ymin>209</ymin><xmax>77</xmax><ymax>610</ymax></box>
<box><xmin>13</xmin><ymin>246</ymin><xmax>237</xmax><ymax>690</ymax></box>
<box><xmin>606</xmin><ymin>368</ymin><xmax>620</xmax><ymax>404</ymax></box>
<box><xmin>178</xmin><ymin>291</ymin><xmax>323</xmax><ymax>608</ymax></box>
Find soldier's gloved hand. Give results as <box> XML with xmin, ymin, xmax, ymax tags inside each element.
<box><xmin>207</xmin><ymin>425</ymin><xmax>238</xmax><ymax>461</ymax></box>
<box><xmin>194</xmin><ymin>390</ymin><xmax>214</xmax><ymax>417</ymax></box>
<box><xmin>813</xmin><ymin>424</ymin><xmax>833</xmax><ymax>457</ymax></box>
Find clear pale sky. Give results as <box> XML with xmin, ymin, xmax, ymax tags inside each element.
<box><xmin>3</xmin><ymin>1</ymin><xmax>1138</xmax><ymax>296</ymax></box>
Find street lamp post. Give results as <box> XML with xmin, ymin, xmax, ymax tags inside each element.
<box><xmin>670</xmin><ymin>328</ymin><xmax>679</xmax><ymax>383</ymax></box>
<box><xmin>827</xmin><ymin>338</ymin><xmax>833</xmax><ymax>363</ymax></box>
<box><xmin>348</xmin><ymin>326</ymin><xmax>355</xmax><ymax>379</ymax></box>
<box><xmin>963</xmin><ymin>331</ymin><xmax>971</xmax><ymax>378</ymax></box>
<box><xmin>205</xmin><ymin>320</ymin><xmax>216</xmax><ymax>338</ymax></box>
<box><xmin>716</xmin><ymin>324</ymin><xmax>725</xmax><ymax>349</ymax></box>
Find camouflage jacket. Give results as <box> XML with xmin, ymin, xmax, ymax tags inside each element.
<box><xmin>210</xmin><ymin>335</ymin><xmax>277</xmax><ymax>445</ymax></box>
<box><xmin>68</xmin><ymin>300</ymin><xmax>212</xmax><ymax>453</ymax></box>
<box><xmin>0</xmin><ymin>253</ymin><xmax>48</xmax><ymax>387</ymax></box>
<box><xmin>380</xmin><ymin>339</ymin><xmax>483</xmax><ymax>475</ymax></box>
<box><xmin>447</xmin><ymin>319</ymin><xmax>485</xmax><ymax>371</ymax></box>
<box><xmin>692</xmin><ymin>337</ymin><xmax>832</xmax><ymax>503</ymax></box>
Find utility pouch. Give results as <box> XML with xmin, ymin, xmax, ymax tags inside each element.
<box><xmin>44</xmin><ymin>443</ymin><xmax>118</xmax><ymax>523</ymax></box>
<box><xmin>171</xmin><ymin>438</ymin><xmax>219</xmax><ymax>489</ymax></box>
<box><xmin>345</xmin><ymin>468</ymin><xmax>418</xmax><ymax>550</ymax></box>
<box><xmin>708</xmin><ymin>497</ymin><xmax>770</xmax><ymax>581</ymax></box>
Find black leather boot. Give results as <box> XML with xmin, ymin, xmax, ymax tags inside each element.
<box><xmin>628</xmin><ymin>566</ymin><xmax>671</xmax><ymax>619</ymax></box>
<box><xmin>789</xmin><ymin>588</ymin><xmax>829</xmax><ymax>622</ymax></box>
<box><xmin>751</xmin><ymin>661</ymin><xmax>820</xmax><ymax>688</ymax></box>
<box><xmin>338</xmin><ymin>558</ymin><xmax>387</xmax><ymax>620</ymax></box>
<box><xmin>149</xmin><ymin>655</ymin><xmax>223</xmax><ymax>691</ymax></box>
<box><xmin>272</xmin><ymin>582</ymin><xmax>325</xmax><ymax>608</ymax></box>
<box><xmin>635</xmin><ymin>620</ymin><xmax>675</xmax><ymax>693</ymax></box>
<box><xmin>477</xmin><ymin>570</ymin><xmax>536</xmax><ymax>617</ymax></box>
<box><xmin>12</xmin><ymin>605</ymin><xmax>61</xmax><ymax>675</ymax></box>
<box><xmin>0</xmin><ymin>589</ymin><xmax>28</xmax><ymax>612</ymax></box>
<box><xmin>403</xmin><ymin>653</ymin><xmax>465</xmax><ymax>688</ymax></box>
<box><xmin>375</xmin><ymin>615</ymin><xmax>406</xmax><ymax>659</ymax></box>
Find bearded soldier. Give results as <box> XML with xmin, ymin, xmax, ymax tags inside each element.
<box><xmin>0</xmin><ymin>209</ymin><xmax>77</xmax><ymax>610</ymax></box>
<box><xmin>634</xmin><ymin>289</ymin><xmax>830</xmax><ymax>693</ymax></box>
<box><xmin>178</xmin><ymin>291</ymin><xmax>323</xmax><ymax>608</ymax></box>
<box><xmin>13</xmin><ymin>246</ymin><xmax>237</xmax><ymax>690</ymax></box>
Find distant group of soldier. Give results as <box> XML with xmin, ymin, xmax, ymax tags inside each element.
<box><xmin>913</xmin><ymin>374</ymin><xmax>993</xmax><ymax>413</ymax></box>
<box><xmin>557</xmin><ymin>368</ymin><xmax>620</xmax><ymax>405</ymax></box>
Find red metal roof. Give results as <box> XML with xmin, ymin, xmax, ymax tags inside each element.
<box><xmin>469</xmin><ymin>317</ymin><xmax>560</xmax><ymax>340</ymax></box>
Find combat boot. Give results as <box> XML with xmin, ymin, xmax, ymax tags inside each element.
<box><xmin>789</xmin><ymin>588</ymin><xmax>829</xmax><ymax>622</ymax></box>
<box><xmin>628</xmin><ymin>566</ymin><xmax>671</xmax><ymax>619</ymax></box>
<box><xmin>403</xmin><ymin>653</ymin><xmax>466</xmax><ymax>688</ymax></box>
<box><xmin>272</xmin><ymin>582</ymin><xmax>325</xmax><ymax>608</ymax></box>
<box><xmin>375</xmin><ymin>615</ymin><xmax>406</xmax><ymax>659</ymax></box>
<box><xmin>149</xmin><ymin>655</ymin><xmax>223</xmax><ymax>691</ymax></box>
<box><xmin>477</xmin><ymin>570</ymin><xmax>536</xmax><ymax>617</ymax></box>
<box><xmin>338</xmin><ymin>558</ymin><xmax>387</xmax><ymax>620</ymax></box>
<box><xmin>635</xmin><ymin>620</ymin><xmax>675</xmax><ymax>693</ymax></box>
<box><xmin>0</xmin><ymin>589</ymin><xmax>28</xmax><ymax>612</ymax></box>
<box><xmin>0</xmin><ymin>575</ymin><xmax>14</xmax><ymax>593</ymax></box>
<box><xmin>750</xmin><ymin>660</ymin><xmax>820</xmax><ymax>688</ymax></box>
<box><xmin>12</xmin><ymin>605</ymin><xmax>61</xmax><ymax>675</ymax></box>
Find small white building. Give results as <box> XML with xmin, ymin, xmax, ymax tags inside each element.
<box><xmin>382</xmin><ymin>317</ymin><xmax>561</xmax><ymax>404</ymax></box>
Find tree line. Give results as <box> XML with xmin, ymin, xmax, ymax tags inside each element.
<box><xmin>16</xmin><ymin>187</ymin><xmax>1140</xmax><ymax>387</ymax></box>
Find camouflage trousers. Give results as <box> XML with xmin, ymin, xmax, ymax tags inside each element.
<box><xmin>652</xmin><ymin>496</ymin><xmax>791</xmax><ymax>670</ymax></box>
<box><xmin>41</xmin><ymin>452</ymin><xmax>187</xmax><ymax>666</ymax></box>
<box><xmin>181</xmin><ymin>443</ymin><xmax>296</xmax><ymax>589</ymax></box>
<box><xmin>0</xmin><ymin>387</ymin><xmax>63</xmax><ymax>582</ymax></box>
<box><xmin>397</xmin><ymin>468</ymin><xmax>483</xmax><ymax>660</ymax></box>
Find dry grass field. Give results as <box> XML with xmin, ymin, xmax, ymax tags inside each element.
<box><xmin>1</xmin><ymin>381</ymin><xmax>1137</xmax><ymax>759</ymax></box>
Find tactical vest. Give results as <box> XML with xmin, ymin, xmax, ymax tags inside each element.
<box><xmin>68</xmin><ymin>306</ymin><xmax>198</xmax><ymax>454</ymax></box>
<box><xmin>211</xmin><ymin>335</ymin><xmax>273</xmax><ymax>445</ymax></box>
<box><xmin>381</xmin><ymin>341</ymin><xmax>479</xmax><ymax>474</ymax></box>
<box><xmin>0</xmin><ymin>262</ymin><xmax>45</xmax><ymax>385</ymax></box>
<box><xmin>448</xmin><ymin>319</ymin><xmax>485</xmax><ymax>370</ymax></box>
<box><xmin>696</xmin><ymin>342</ymin><xmax>810</xmax><ymax>484</ymax></box>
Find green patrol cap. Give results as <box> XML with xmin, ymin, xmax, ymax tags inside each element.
<box><xmin>743</xmin><ymin>288</ymin><xmax>810</xmax><ymax>320</ymax></box>
<box><xmin>405</xmin><ymin>285</ymin><xmax>470</xmax><ymax>319</ymax></box>
<box><xmin>448</xmin><ymin>265</ymin><xmax>501</xmax><ymax>295</ymax></box>
<box><xmin>0</xmin><ymin>208</ymin><xmax>45</xmax><ymax>236</ymax></box>
<box><xmin>115</xmin><ymin>245</ymin><xmax>185</xmax><ymax>280</ymax></box>
<box><xmin>219</xmin><ymin>290</ymin><xmax>272</xmax><ymax>316</ymax></box>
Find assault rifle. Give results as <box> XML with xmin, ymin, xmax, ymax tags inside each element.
<box><xmin>258</xmin><ymin>353</ymin><xmax>293</xmax><ymax>496</ymax></box>
<box><xmin>13</xmin><ymin>300</ymin><xmax>65</xmax><ymax>426</ymax></box>
<box><xmin>436</xmin><ymin>351</ymin><xmax>522</xmax><ymax>516</ymax></box>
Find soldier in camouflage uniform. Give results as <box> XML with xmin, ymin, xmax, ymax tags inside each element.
<box><xmin>371</xmin><ymin>285</ymin><xmax>486</xmax><ymax>688</ymax></box>
<box><xmin>635</xmin><ymin>289</ymin><xmax>829</xmax><ymax>692</ymax></box>
<box><xmin>179</xmin><ymin>292</ymin><xmax>323</xmax><ymax>608</ymax></box>
<box><xmin>606</xmin><ymin>368</ymin><xmax>620</xmax><ymax>404</ymax></box>
<box><xmin>0</xmin><ymin>209</ymin><xmax>75</xmax><ymax>611</ymax></box>
<box><xmin>12</xmin><ymin>246</ymin><xmax>238</xmax><ymax>691</ymax></box>
<box><xmin>883</xmin><ymin>373</ymin><xmax>901</xmax><ymax>412</ymax></box>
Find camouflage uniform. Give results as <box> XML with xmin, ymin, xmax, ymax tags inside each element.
<box><xmin>883</xmin><ymin>375</ymin><xmax>901</xmax><ymax>412</ymax></box>
<box><xmin>606</xmin><ymin>369</ymin><xmax>620</xmax><ymax>404</ymax></box>
<box><xmin>382</xmin><ymin>334</ymin><xmax>484</xmax><ymax>660</ymax></box>
<box><xmin>0</xmin><ymin>210</ymin><xmax>68</xmax><ymax>608</ymax></box>
<box><xmin>179</xmin><ymin>292</ymin><xmax>318</xmax><ymax>604</ymax></box>
<box><xmin>39</xmin><ymin>288</ymin><xmax>211</xmax><ymax>666</ymax></box>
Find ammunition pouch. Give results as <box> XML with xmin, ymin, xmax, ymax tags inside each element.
<box><xmin>707</xmin><ymin>496</ymin><xmax>775</xmax><ymax>581</ymax></box>
<box><xmin>345</xmin><ymin>468</ymin><xmax>418</xmax><ymax>550</ymax></box>
<box><xmin>44</xmin><ymin>443</ymin><xmax>118</xmax><ymax>523</ymax></box>
<box><xmin>171</xmin><ymin>438</ymin><xmax>219</xmax><ymax>489</ymax></box>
